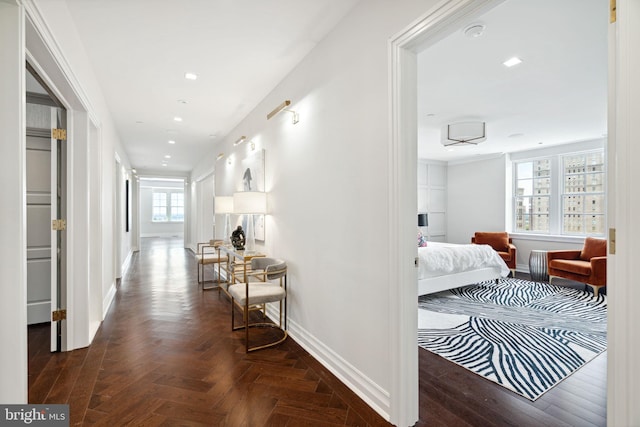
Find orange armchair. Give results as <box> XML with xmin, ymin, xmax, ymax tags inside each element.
<box><xmin>471</xmin><ymin>232</ymin><xmax>517</xmax><ymax>277</ymax></box>
<box><xmin>547</xmin><ymin>237</ymin><xmax>607</xmax><ymax>296</ymax></box>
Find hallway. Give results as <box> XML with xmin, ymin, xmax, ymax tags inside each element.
<box><xmin>28</xmin><ymin>237</ymin><xmax>390</xmax><ymax>426</ymax></box>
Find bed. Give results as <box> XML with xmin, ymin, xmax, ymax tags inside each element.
<box><xmin>418</xmin><ymin>241</ymin><xmax>510</xmax><ymax>295</ymax></box>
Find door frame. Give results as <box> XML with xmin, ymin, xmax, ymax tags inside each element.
<box><xmin>25</xmin><ymin>1</ymin><xmax>104</xmax><ymax>351</ymax></box>
<box><xmin>387</xmin><ymin>0</ymin><xmax>638</xmax><ymax>425</ymax></box>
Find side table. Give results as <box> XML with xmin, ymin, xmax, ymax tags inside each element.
<box><xmin>529</xmin><ymin>250</ymin><xmax>549</xmax><ymax>282</ymax></box>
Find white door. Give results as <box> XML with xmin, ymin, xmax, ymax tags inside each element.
<box><xmin>26</xmin><ymin>102</ymin><xmax>66</xmax><ymax>352</ymax></box>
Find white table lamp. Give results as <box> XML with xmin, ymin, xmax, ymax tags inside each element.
<box><xmin>233</xmin><ymin>191</ymin><xmax>267</xmax><ymax>253</ymax></box>
<box><xmin>214</xmin><ymin>196</ymin><xmax>234</xmax><ymax>245</ymax></box>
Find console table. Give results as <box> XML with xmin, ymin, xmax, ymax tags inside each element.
<box><xmin>218</xmin><ymin>246</ymin><xmax>266</xmax><ymax>285</ymax></box>
<box><xmin>529</xmin><ymin>250</ymin><xmax>549</xmax><ymax>282</ymax></box>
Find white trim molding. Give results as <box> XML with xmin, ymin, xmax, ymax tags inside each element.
<box><xmin>0</xmin><ymin>0</ymin><xmax>28</xmax><ymax>403</ymax></box>
<box><xmin>387</xmin><ymin>1</ymin><xmax>507</xmax><ymax>425</ymax></box>
<box><xmin>608</xmin><ymin>0</ymin><xmax>640</xmax><ymax>424</ymax></box>
<box><xmin>102</xmin><ymin>281</ymin><xmax>117</xmax><ymax>319</ymax></box>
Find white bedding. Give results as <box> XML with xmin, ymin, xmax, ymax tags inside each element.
<box><xmin>418</xmin><ymin>241</ymin><xmax>510</xmax><ymax>280</ymax></box>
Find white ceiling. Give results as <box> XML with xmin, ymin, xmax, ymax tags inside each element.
<box><xmin>56</xmin><ymin>0</ymin><xmax>607</xmax><ymax>172</ymax></box>
<box><xmin>63</xmin><ymin>0</ymin><xmax>358</xmax><ymax>173</ymax></box>
<box><xmin>417</xmin><ymin>0</ymin><xmax>608</xmax><ymax>161</ymax></box>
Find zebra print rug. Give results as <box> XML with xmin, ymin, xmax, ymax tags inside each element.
<box><xmin>418</xmin><ymin>278</ymin><xmax>607</xmax><ymax>401</ymax></box>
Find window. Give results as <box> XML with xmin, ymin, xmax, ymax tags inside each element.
<box><xmin>152</xmin><ymin>190</ymin><xmax>184</xmax><ymax>222</ymax></box>
<box><xmin>562</xmin><ymin>152</ymin><xmax>605</xmax><ymax>234</ymax></box>
<box><xmin>170</xmin><ymin>192</ymin><xmax>184</xmax><ymax>221</ymax></box>
<box><xmin>513</xmin><ymin>149</ymin><xmax>605</xmax><ymax>236</ymax></box>
<box><xmin>514</xmin><ymin>159</ymin><xmax>551</xmax><ymax>233</ymax></box>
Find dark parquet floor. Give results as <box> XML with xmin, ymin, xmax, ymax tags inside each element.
<box><xmin>28</xmin><ymin>237</ymin><xmax>607</xmax><ymax>426</ymax></box>
<box><xmin>29</xmin><ymin>237</ymin><xmax>391</xmax><ymax>426</ymax></box>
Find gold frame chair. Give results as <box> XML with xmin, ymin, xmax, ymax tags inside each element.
<box><xmin>194</xmin><ymin>240</ymin><xmax>228</xmax><ymax>289</ymax></box>
<box><xmin>228</xmin><ymin>257</ymin><xmax>287</xmax><ymax>352</ymax></box>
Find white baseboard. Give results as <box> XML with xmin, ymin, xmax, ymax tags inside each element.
<box><xmin>265</xmin><ymin>305</ymin><xmax>390</xmax><ymax>421</ymax></box>
<box><xmin>27</xmin><ymin>301</ymin><xmax>51</xmax><ymax>325</ymax></box>
<box><xmin>121</xmin><ymin>249</ymin><xmax>133</xmax><ymax>275</ymax></box>
<box><xmin>102</xmin><ymin>281</ymin><xmax>117</xmax><ymax>318</ymax></box>
<box><xmin>140</xmin><ymin>232</ymin><xmax>185</xmax><ymax>238</ymax></box>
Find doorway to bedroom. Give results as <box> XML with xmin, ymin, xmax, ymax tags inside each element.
<box><xmin>408</xmin><ymin>0</ymin><xmax>608</xmax><ymax>424</ymax></box>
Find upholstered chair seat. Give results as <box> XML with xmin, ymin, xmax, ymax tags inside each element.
<box><xmin>229</xmin><ymin>257</ymin><xmax>288</xmax><ymax>352</ymax></box>
<box><xmin>547</xmin><ymin>237</ymin><xmax>607</xmax><ymax>296</ymax></box>
<box><xmin>228</xmin><ymin>283</ymin><xmax>285</xmax><ymax>306</ymax></box>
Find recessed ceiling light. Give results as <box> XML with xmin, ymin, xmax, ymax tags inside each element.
<box><xmin>184</xmin><ymin>72</ymin><xmax>197</xmax><ymax>80</ymax></box>
<box><xmin>135</xmin><ymin>120</ymin><xmax>144</xmax><ymax>124</ymax></box>
<box><xmin>164</xmin><ymin>155</ymin><xmax>171</xmax><ymax>159</ymax></box>
<box><xmin>234</xmin><ymin>136</ymin><xmax>247</xmax><ymax>146</ymax></box>
<box><xmin>216</xmin><ymin>153</ymin><xmax>224</xmax><ymax>160</ymax></box>
<box><xmin>177</xmin><ymin>99</ymin><xmax>188</xmax><ymax>104</ymax></box>
<box><xmin>168</xmin><ymin>140</ymin><xmax>176</xmax><ymax>144</ymax></box>
<box><xmin>503</xmin><ymin>57</ymin><xmax>523</xmax><ymax>67</ymax></box>
<box><xmin>426</xmin><ymin>113</ymin><xmax>436</xmax><ymax>117</ymax></box>
<box><xmin>173</xmin><ymin>117</ymin><xmax>183</xmax><ymax>122</ymax></box>
<box><xmin>162</xmin><ymin>163</ymin><xmax>168</xmax><ymax>167</ymax></box>
<box><xmin>508</xmin><ymin>133</ymin><xmax>524</xmax><ymax>138</ymax></box>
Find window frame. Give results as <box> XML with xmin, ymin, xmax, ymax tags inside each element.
<box><xmin>512</xmin><ymin>148</ymin><xmax>605</xmax><ymax>238</ymax></box>
<box><xmin>152</xmin><ymin>189</ymin><xmax>184</xmax><ymax>223</ymax></box>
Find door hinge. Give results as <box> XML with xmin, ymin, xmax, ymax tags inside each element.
<box><xmin>52</xmin><ymin>309</ymin><xmax>66</xmax><ymax>322</ymax></box>
<box><xmin>52</xmin><ymin>219</ymin><xmax>66</xmax><ymax>231</ymax></box>
<box><xmin>415</xmin><ymin>257</ymin><xmax>419</xmax><ymax>267</ymax></box>
<box><xmin>610</xmin><ymin>0</ymin><xmax>616</xmax><ymax>23</ymax></box>
<box><xmin>609</xmin><ymin>228</ymin><xmax>616</xmax><ymax>254</ymax></box>
<box><xmin>52</xmin><ymin>128</ymin><xmax>67</xmax><ymax>140</ymax></box>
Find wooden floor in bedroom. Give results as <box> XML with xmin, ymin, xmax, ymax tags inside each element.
<box><xmin>416</xmin><ymin>272</ymin><xmax>607</xmax><ymax>427</ymax></box>
<box><xmin>28</xmin><ymin>239</ymin><xmax>606</xmax><ymax>426</ymax></box>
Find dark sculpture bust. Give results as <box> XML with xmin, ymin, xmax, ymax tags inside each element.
<box><xmin>231</xmin><ymin>225</ymin><xmax>245</xmax><ymax>251</ymax></box>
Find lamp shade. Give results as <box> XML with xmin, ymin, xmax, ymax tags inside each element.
<box><xmin>233</xmin><ymin>191</ymin><xmax>267</xmax><ymax>214</ymax></box>
<box><xmin>214</xmin><ymin>196</ymin><xmax>234</xmax><ymax>214</ymax></box>
<box><xmin>418</xmin><ymin>213</ymin><xmax>428</xmax><ymax>227</ymax></box>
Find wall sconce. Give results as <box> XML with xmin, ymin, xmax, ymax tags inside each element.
<box><xmin>267</xmin><ymin>100</ymin><xmax>299</xmax><ymax>124</ymax></box>
<box><xmin>216</xmin><ymin>153</ymin><xmax>224</xmax><ymax>161</ymax></box>
<box><xmin>234</xmin><ymin>136</ymin><xmax>247</xmax><ymax>146</ymax></box>
<box><xmin>250</xmin><ymin>141</ymin><xmax>256</xmax><ymax>150</ymax></box>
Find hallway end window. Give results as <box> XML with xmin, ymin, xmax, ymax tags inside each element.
<box><xmin>152</xmin><ymin>190</ymin><xmax>184</xmax><ymax>222</ymax></box>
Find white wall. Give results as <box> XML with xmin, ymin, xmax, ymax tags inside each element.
<box><xmin>0</xmin><ymin>0</ymin><xmax>28</xmax><ymax>403</ymax></box>
<box><xmin>447</xmin><ymin>155</ymin><xmax>507</xmax><ymax>244</ymax></box>
<box><xmin>190</xmin><ymin>0</ymin><xmax>440</xmax><ymax>421</ymax></box>
<box><xmin>418</xmin><ymin>160</ymin><xmax>447</xmax><ymax>241</ymax></box>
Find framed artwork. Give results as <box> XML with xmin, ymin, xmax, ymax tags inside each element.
<box><xmin>236</xmin><ymin>149</ymin><xmax>265</xmax><ymax>241</ymax></box>
<box><xmin>125</xmin><ymin>179</ymin><xmax>130</xmax><ymax>232</ymax></box>
<box><xmin>236</xmin><ymin>149</ymin><xmax>265</xmax><ymax>192</ymax></box>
